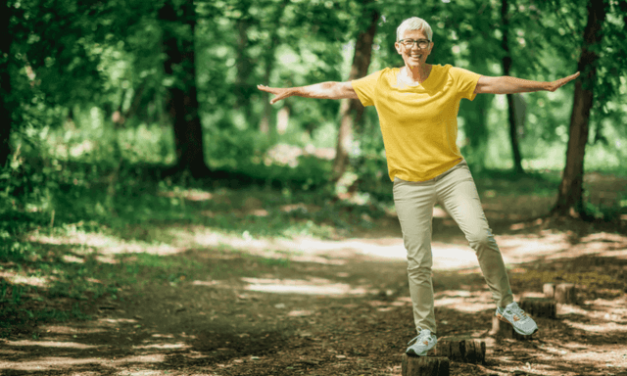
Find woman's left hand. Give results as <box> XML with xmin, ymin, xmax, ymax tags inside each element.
<box><xmin>546</xmin><ymin>72</ymin><xmax>580</xmax><ymax>92</ymax></box>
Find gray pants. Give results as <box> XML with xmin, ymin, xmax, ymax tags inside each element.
<box><xmin>393</xmin><ymin>159</ymin><xmax>514</xmax><ymax>334</ymax></box>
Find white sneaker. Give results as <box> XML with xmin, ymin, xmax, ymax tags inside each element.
<box><xmin>496</xmin><ymin>302</ymin><xmax>538</xmax><ymax>336</ymax></box>
<box><xmin>406</xmin><ymin>328</ymin><xmax>437</xmax><ymax>356</ymax></box>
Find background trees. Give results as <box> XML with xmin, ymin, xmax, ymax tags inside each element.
<box><xmin>1</xmin><ymin>0</ymin><xmax>625</xmax><ymax>222</ymax></box>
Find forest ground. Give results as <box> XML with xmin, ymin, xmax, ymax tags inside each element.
<box><xmin>1</xmin><ymin>172</ymin><xmax>626</xmax><ymax>376</ymax></box>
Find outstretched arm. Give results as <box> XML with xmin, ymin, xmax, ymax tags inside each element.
<box><xmin>474</xmin><ymin>72</ymin><xmax>580</xmax><ymax>94</ymax></box>
<box><xmin>257</xmin><ymin>81</ymin><xmax>358</xmax><ymax>104</ymax></box>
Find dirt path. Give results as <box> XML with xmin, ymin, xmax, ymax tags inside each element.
<box><xmin>2</xmin><ymin>173</ymin><xmax>627</xmax><ymax>376</ymax></box>
<box><xmin>2</xmin><ymin>216</ymin><xmax>627</xmax><ymax>376</ymax></box>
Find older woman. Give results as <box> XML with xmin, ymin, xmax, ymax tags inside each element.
<box><xmin>258</xmin><ymin>17</ymin><xmax>578</xmax><ymax>356</ymax></box>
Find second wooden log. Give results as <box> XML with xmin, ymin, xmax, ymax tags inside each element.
<box><xmin>402</xmin><ymin>355</ymin><xmax>449</xmax><ymax>376</ymax></box>
<box><xmin>543</xmin><ymin>282</ymin><xmax>577</xmax><ymax>304</ymax></box>
<box><xmin>555</xmin><ymin>283</ymin><xmax>577</xmax><ymax>304</ymax></box>
<box><xmin>427</xmin><ymin>336</ymin><xmax>486</xmax><ymax>364</ymax></box>
<box><xmin>520</xmin><ymin>297</ymin><xmax>556</xmax><ymax>319</ymax></box>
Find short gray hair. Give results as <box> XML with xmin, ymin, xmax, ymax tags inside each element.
<box><xmin>396</xmin><ymin>17</ymin><xmax>433</xmax><ymax>41</ymax></box>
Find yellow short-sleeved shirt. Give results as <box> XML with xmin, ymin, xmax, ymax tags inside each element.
<box><xmin>352</xmin><ymin>64</ymin><xmax>481</xmax><ymax>182</ymax></box>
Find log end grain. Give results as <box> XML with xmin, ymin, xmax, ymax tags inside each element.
<box><xmin>543</xmin><ymin>283</ymin><xmax>555</xmax><ymax>299</ymax></box>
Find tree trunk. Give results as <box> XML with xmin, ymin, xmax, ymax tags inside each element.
<box><xmin>260</xmin><ymin>0</ymin><xmax>289</xmax><ymax>135</ymax></box>
<box><xmin>234</xmin><ymin>2</ymin><xmax>253</xmax><ymax>120</ymax></box>
<box><xmin>331</xmin><ymin>4</ymin><xmax>379</xmax><ymax>181</ymax></box>
<box><xmin>0</xmin><ymin>0</ymin><xmax>12</xmax><ymax>168</ymax></box>
<box><xmin>551</xmin><ymin>0</ymin><xmax>606</xmax><ymax>219</ymax></box>
<box><xmin>501</xmin><ymin>0</ymin><xmax>524</xmax><ymax>174</ymax></box>
<box><xmin>159</xmin><ymin>0</ymin><xmax>210</xmax><ymax>178</ymax></box>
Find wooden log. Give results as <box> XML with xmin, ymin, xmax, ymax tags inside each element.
<box><xmin>520</xmin><ymin>297</ymin><xmax>556</xmax><ymax>319</ymax></box>
<box><xmin>543</xmin><ymin>283</ymin><xmax>555</xmax><ymax>299</ymax></box>
<box><xmin>489</xmin><ymin>315</ymin><xmax>532</xmax><ymax>340</ymax></box>
<box><xmin>402</xmin><ymin>355</ymin><xmax>449</xmax><ymax>376</ymax></box>
<box><xmin>554</xmin><ymin>283</ymin><xmax>577</xmax><ymax>304</ymax></box>
<box><xmin>427</xmin><ymin>336</ymin><xmax>486</xmax><ymax>364</ymax></box>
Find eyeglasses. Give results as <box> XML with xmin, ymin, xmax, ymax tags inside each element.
<box><xmin>399</xmin><ymin>39</ymin><xmax>431</xmax><ymax>49</ymax></box>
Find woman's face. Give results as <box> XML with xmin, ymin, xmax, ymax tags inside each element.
<box><xmin>394</xmin><ymin>29</ymin><xmax>434</xmax><ymax>68</ymax></box>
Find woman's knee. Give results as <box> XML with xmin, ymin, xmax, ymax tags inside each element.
<box><xmin>407</xmin><ymin>264</ymin><xmax>432</xmax><ymax>279</ymax></box>
<box><xmin>467</xmin><ymin>228</ymin><xmax>498</xmax><ymax>250</ymax></box>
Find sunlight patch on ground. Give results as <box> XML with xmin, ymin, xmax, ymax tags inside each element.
<box><xmin>0</xmin><ymin>354</ymin><xmax>167</xmax><ymax>371</ymax></box>
<box><xmin>172</xmin><ymin>225</ymin><xmax>483</xmax><ymax>269</ymax></box>
<box><xmin>159</xmin><ymin>189</ymin><xmax>213</xmax><ymax>201</ymax></box>
<box><xmin>497</xmin><ymin>230</ymin><xmax>627</xmax><ymax>264</ymax></box>
<box><xmin>28</xmin><ymin>232</ymin><xmax>181</xmax><ymax>256</ymax></box>
<box><xmin>43</xmin><ymin>325</ymin><xmax>107</xmax><ymax>335</ymax></box>
<box><xmin>0</xmin><ymin>271</ymin><xmax>49</xmax><ymax>287</ymax></box>
<box><xmin>113</xmin><ymin>371</ymin><xmax>164</xmax><ymax>376</ymax></box>
<box><xmin>560</xmin><ymin>296</ymin><xmax>627</xmax><ymax>322</ymax></box>
<box><xmin>134</xmin><ymin>342</ymin><xmax>189</xmax><ymax>350</ymax></box>
<box><xmin>434</xmin><ymin>290</ymin><xmax>493</xmax><ymax>313</ymax></box>
<box><xmin>241</xmin><ymin>277</ymin><xmax>378</xmax><ymax>296</ymax></box>
<box><xmin>563</xmin><ymin>320</ymin><xmax>627</xmax><ymax>333</ymax></box>
<box><xmin>533</xmin><ymin>342</ymin><xmax>627</xmax><ymax>368</ymax></box>
<box><xmin>288</xmin><ymin>309</ymin><xmax>314</xmax><ymax>317</ymax></box>
<box><xmin>497</xmin><ymin>232</ymin><xmax>569</xmax><ymax>261</ymax></box>
<box><xmin>99</xmin><ymin>318</ymin><xmax>139</xmax><ymax>325</ymax></box>
<box><xmin>5</xmin><ymin>340</ymin><xmax>97</xmax><ymax>349</ymax></box>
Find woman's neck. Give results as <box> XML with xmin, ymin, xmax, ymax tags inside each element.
<box><xmin>402</xmin><ymin>64</ymin><xmax>432</xmax><ymax>85</ymax></box>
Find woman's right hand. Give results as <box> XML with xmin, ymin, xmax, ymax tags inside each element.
<box><xmin>257</xmin><ymin>85</ymin><xmax>295</xmax><ymax>104</ymax></box>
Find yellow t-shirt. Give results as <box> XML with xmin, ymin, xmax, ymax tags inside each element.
<box><xmin>351</xmin><ymin>64</ymin><xmax>481</xmax><ymax>182</ymax></box>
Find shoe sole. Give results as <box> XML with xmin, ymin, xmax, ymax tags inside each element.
<box><xmin>406</xmin><ymin>349</ymin><xmax>428</xmax><ymax>356</ymax></box>
<box><xmin>496</xmin><ymin>313</ymin><xmax>538</xmax><ymax>336</ymax></box>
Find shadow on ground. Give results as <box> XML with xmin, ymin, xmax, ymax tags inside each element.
<box><xmin>2</xmin><ymin>221</ymin><xmax>627</xmax><ymax>375</ymax></box>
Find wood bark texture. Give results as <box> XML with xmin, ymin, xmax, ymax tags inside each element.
<box><xmin>428</xmin><ymin>337</ymin><xmax>486</xmax><ymax>364</ymax></box>
<box><xmin>555</xmin><ymin>283</ymin><xmax>577</xmax><ymax>304</ymax></box>
<box><xmin>501</xmin><ymin>0</ymin><xmax>524</xmax><ymax>174</ymax></box>
<box><xmin>0</xmin><ymin>0</ymin><xmax>12</xmax><ymax>168</ymax></box>
<box><xmin>159</xmin><ymin>0</ymin><xmax>209</xmax><ymax>178</ymax></box>
<box><xmin>520</xmin><ymin>297</ymin><xmax>556</xmax><ymax>319</ymax></box>
<box><xmin>402</xmin><ymin>355</ymin><xmax>450</xmax><ymax>376</ymax></box>
<box><xmin>552</xmin><ymin>0</ymin><xmax>607</xmax><ymax>218</ymax></box>
<box><xmin>332</xmin><ymin>4</ymin><xmax>379</xmax><ymax>181</ymax></box>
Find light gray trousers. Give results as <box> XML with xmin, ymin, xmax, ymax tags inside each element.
<box><xmin>393</xmin><ymin>159</ymin><xmax>514</xmax><ymax>334</ymax></box>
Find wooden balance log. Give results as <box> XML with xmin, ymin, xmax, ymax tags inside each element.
<box><xmin>402</xmin><ymin>355</ymin><xmax>450</xmax><ymax>376</ymax></box>
<box><xmin>426</xmin><ymin>336</ymin><xmax>486</xmax><ymax>364</ymax></box>
<box><xmin>519</xmin><ymin>297</ymin><xmax>556</xmax><ymax>319</ymax></box>
<box><xmin>544</xmin><ymin>283</ymin><xmax>577</xmax><ymax>304</ymax></box>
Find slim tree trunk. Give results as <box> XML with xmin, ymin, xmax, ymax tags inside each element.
<box><xmin>0</xmin><ymin>0</ymin><xmax>12</xmax><ymax>168</ymax></box>
<box><xmin>159</xmin><ymin>0</ymin><xmax>209</xmax><ymax>178</ymax></box>
<box><xmin>332</xmin><ymin>5</ymin><xmax>379</xmax><ymax>181</ymax></box>
<box><xmin>501</xmin><ymin>0</ymin><xmax>524</xmax><ymax>174</ymax></box>
<box><xmin>234</xmin><ymin>2</ymin><xmax>253</xmax><ymax>120</ymax></box>
<box><xmin>260</xmin><ymin>0</ymin><xmax>289</xmax><ymax>135</ymax></box>
<box><xmin>551</xmin><ymin>0</ymin><xmax>606</xmax><ymax>218</ymax></box>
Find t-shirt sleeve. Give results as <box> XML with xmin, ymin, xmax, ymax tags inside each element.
<box><xmin>351</xmin><ymin>70</ymin><xmax>383</xmax><ymax>107</ymax></box>
<box><xmin>450</xmin><ymin>67</ymin><xmax>481</xmax><ymax>101</ymax></box>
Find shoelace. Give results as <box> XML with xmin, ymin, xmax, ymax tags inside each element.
<box><xmin>407</xmin><ymin>330</ymin><xmax>431</xmax><ymax>345</ymax></box>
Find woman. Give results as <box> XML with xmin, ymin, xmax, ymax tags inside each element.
<box><xmin>258</xmin><ymin>17</ymin><xmax>579</xmax><ymax>356</ymax></box>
